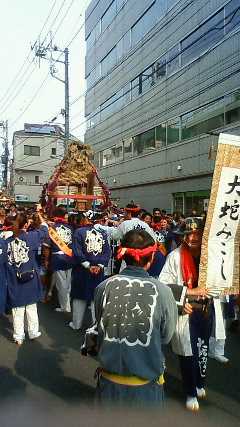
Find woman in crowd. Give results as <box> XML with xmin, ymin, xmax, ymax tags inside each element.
<box><xmin>6</xmin><ymin>204</ymin><xmax>48</xmax><ymax>345</ymax></box>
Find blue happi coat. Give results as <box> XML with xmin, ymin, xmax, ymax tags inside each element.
<box><xmin>44</xmin><ymin>221</ymin><xmax>74</xmax><ymax>271</ymax></box>
<box><xmin>0</xmin><ymin>238</ymin><xmax>7</xmax><ymax>314</ymax></box>
<box><xmin>71</xmin><ymin>225</ymin><xmax>110</xmax><ymax>301</ymax></box>
<box><xmin>6</xmin><ymin>225</ymin><xmax>48</xmax><ymax>308</ymax></box>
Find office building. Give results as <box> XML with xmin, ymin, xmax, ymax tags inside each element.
<box><xmin>84</xmin><ymin>0</ymin><xmax>240</xmax><ymax>214</ymax></box>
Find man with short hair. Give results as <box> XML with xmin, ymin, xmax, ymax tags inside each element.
<box><xmin>95</xmin><ymin>229</ymin><xmax>177</xmax><ymax>408</ymax></box>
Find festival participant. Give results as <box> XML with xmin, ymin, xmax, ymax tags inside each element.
<box><xmin>159</xmin><ymin>217</ymin><xmax>212</xmax><ymax>411</ymax></box>
<box><xmin>108</xmin><ymin>204</ymin><xmax>156</xmax><ymax>241</ymax></box>
<box><xmin>6</xmin><ymin>205</ymin><xmax>48</xmax><ymax>345</ymax></box>
<box><xmin>0</xmin><ymin>205</ymin><xmax>6</xmax><ymax>226</ymax></box>
<box><xmin>8</xmin><ymin>203</ymin><xmax>18</xmax><ymax>217</ymax></box>
<box><xmin>94</xmin><ymin>229</ymin><xmax>177</xmax><ymax>408</ymax></box>
<box><xmin>141</xmin><ymin>211</ymin><xmax>153</xmax><ymax>226</ymax></box>
<box><xmin>70</xmin><ymin>210</ymin><xmax>110</xmax><ymax>330</ymax></box>
<box><xmin>157</xmin><ymin>218</ymin><xmax>175</xmax><ymax>255</ymax></box>
<box><xmin>152</xmin><ymin>208</ymin><xmax>161</xmax><ymax>219</ymax></box>
<box><xmin>44</xmin><ymin>207</ymin><xmax>74</xmax><ymax>313</ymax></box>
<box><xmin>0</xmin><ymin>237</ymin><xmax>7</xmax><ymax>315</ymax></box>
<box><xmin>0</xmin><ymin>216</ymin><xmax>14</xmax><ymax>240</ymax></box>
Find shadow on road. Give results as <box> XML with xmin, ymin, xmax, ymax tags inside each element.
<box><xmin>14</xmin><ymin>339</ymin><xmax>95</xmax><ymax>404</ymax></box>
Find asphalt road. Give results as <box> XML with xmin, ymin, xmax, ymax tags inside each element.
<box><xmin>0</xmin><ymin>293</ymin><xmax>239</xmax><ymax>427</ymax></box>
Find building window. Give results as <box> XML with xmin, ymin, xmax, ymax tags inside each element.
<box><xmin>225</xmin><ymin>0</ymin><xmax>240</xmax><ymax>34</ymax></box>
<box><xmin>181</xmin><ymin>9</ymin><xmax>224</xmax><ymax>66</ymax></box>
<box><xmin>35</xmin><ymin>176</ymin><xmax>40</xmax><ymax>184</ymax></box>
<box><xmin>167</xmin><ymin>44</ymin><xmax>179</xmax><ymax>75</ymax></box>
<box><xmin>133</xmin><ymin>128</ymin><xmax>155</xmax><ymax>156</ymax></box>
<box><xmin>131</xmin><ymin>2</ymin><xmax>156</xmax><ymax>46</ymax></box>
<box><xmin>181</xmin><ymin>99</ymin><xmax>225</xmax><ymax>140</ymax></box>
<box><xmin>123</xmin><ymin>138</ymin><xmax>133</xmax><ymax>159</ymax></box>
<box><xmin>224</xmin><ymin>90</ymin><xmax>240</xmax><ymax>125</ymax></box>
<box><xmin>156</xmin><ymin>123</ymin><xmax>166</xmax><ymax>148</ymax></box>
<box><xmin>51</xmin><ymin>147</ymin><xmax>56</xmax><ymax>155</ymax></box>
<box><xmin>24</xmin><ymin>145</ymin><xmax>40</xmax><ymax>156</ymax></box>
<box><xmin>167</xmin><ymin>118</ymin><xmax>180</xmax><ymax>144</ymax></box>
<box><xmin>101</xmin><ymin>1</ymin><xmax>117</xmax><ymax>33</ymax></box>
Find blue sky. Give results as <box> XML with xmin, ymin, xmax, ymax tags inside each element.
<box><xmin>0</xmin><ymin>0</ymin><xmax>91</xmax><ymax>156</ymax></box>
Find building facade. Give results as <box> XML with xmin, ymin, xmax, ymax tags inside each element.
<box><xmin>13</xmin><ymin>123</ymin><xmax>65</xmax><ymax>205</ymax></box>
<box><xmin>84</xmin><ymin>0</ymin><xmax>240</xmax><ymax>215</ymax></box>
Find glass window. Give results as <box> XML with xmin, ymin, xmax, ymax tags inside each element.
<box><xmin>95</xmin><ymin>20</ymin><xmax>101</xmax><ymax>39</ymax></box>
<box><xmin>101</xmin><ymin>47</ymin><xmax>117</xmax><ymax>76</ymax></box>
<box><xmin>123</xmin><ymin>30</ymin><xmax>131</xmax><ymax>51</ymax></box>
<box><xmin>167</xmin><ymin>44</ymin><xmax>179</xmax><ymax>75</ymax></box>
<box><xmin>86</xmin><ymin>69</ymin><xmax>95</xmax><ymax>89</ymax></box>
<box><xmin>108</xmin><ymin>46</ymin><xmax>117</xmax><ymax>70</ymax></box>
<box><xmin>133</xmin><ymin>135</ymin><xmax>143</xmax><ymax>156</ymax></box>
<box><xmin>156</xmin><ymin>0</ymin><xmax>167</xmax><ymax>20</ymax></box>
<box><xmin>141</xmin><ymin>128</ymin><xmax>155</xmax><ymax>153</ymax></box>
<box><xmin>114</xmin><ymin>142</ymin><xmax>123</xmax><ymax>162</ymax></box>
<box><xmin>141</xmin><ymin>66</ymin><xmax>154</xmax><ymax>92</ymax></box>
<box><xmin>133</xmin><ymin>129</ymin><xmax>155</xmax><ymax>156</ymax></box>
<box><xmin>101</xmin><ymin>147</ymin><xmax>116</xmax><ymax>166</ymax></box>
<box><xmin>93</xmin><ymin>152</ymin><xmax>100</xmax><ymax>168</ymax></box>
<box><xmin>101</xmin><ymin>56</ymin><xmax>108</xmax><ymax>76</ymax></box>
<box><xmin>115</xmin><ymin>88</ymin><xmax>123</xmax><ymax>110</ymax></box>
<box><xmin>101</xmin><ymin>94</ymin><xmax>116</xmax><ymax>120</ymax></box>
<box><xmin>167</xmin><ymin>118</ymin><xmax>180</xmax><ymax>144</ymax></box>
<box><xmin>24</xmin><ymin>145</ymin><xmax>40</xmax><ymax>156</ymax></box>
<box><xmin>156</xmin><ymin>123</ymin><xmax>166</xmax><ymax>147</ymax></box>
<box><xmin>51</xmin><ymin>147</ymin><xmax>56</xmax><ymax>155</ymax></box>
<box><xmin>35</xmin><ymin>176</ymin><xmax>39</xmax><ymax>184</ymax></box>
<box><xmin>131</xmin><ymin>76</ymin><xmax>140</xmax><ymax>100</ymax></box>
<box><xmin>116</xmin><ymin>0</ymin><xmax>124</xmax><ymax>11</ymax></box>
<box><xmin>131</xmin><ymin>2</ymin><xmax>156</xmax><ymax>46</ymax></box>
<box><xmin>123</xmin><ymin>83</ymin><xmax>131</xmax><ymax>103</ymax></box>
<box><xmin>225</xmin><ymin>0</ymin><xmax>240</xmax><ymax>34</ymax></box>
<box><xmin>89</xmin><ymin>107</ymin><xmax>100</xmax><ymax>127</ymax></box>
<box><xmin>181</xmin><ymin>9</ymin><xmax>224</xmax><ymax>65</ymax></box>
<box><xmin>101</xmin><ymin>1</ymin><xmax>116</xmax><ymax>32</ymax></box>
<box><xmin>181</xmin><ymin>99</ymin><xmax>225</xmax><ymax>140</ymax></box>
<box><xmin>224</xmin><ymin>90</ymin><xmax>240</xmax><ymax>125</ymax></box>
<box><xmin>123</xmin><ymin>138</ymin><xmax>133</xmax><ymax>159</ymax></box>
<box><xmin>96</xmin><ymin>63</ymin><xmax>101</xmax><ymax>81</ymax></box>
<box><xmin>155</xmin><ymin>54</ymin><xmax>166</xmax><ymax>81</ymax></box>
<box><xmin>116</xmin><ymin>37</ymin><xmax>123</xmax><ymax>60</ymax></box>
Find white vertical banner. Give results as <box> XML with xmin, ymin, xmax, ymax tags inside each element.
<box><xmin>206</xmin><ymin>167</ymin><xmax>239</xmax><ymax>287</ymax></box>
<box><xmin>199</xmin><ymin>133</ymin><xmax>240</xmax><ymax>294</ymax></box>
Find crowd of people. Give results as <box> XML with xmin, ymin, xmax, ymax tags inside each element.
<box><xmin>0</xmin><ymin>201</ymin><xmax>239</xmax><ymax>411</ymax></box>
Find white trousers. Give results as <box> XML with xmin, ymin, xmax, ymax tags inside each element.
<box><xmin>12</xmin><ymin>303</ymin><xmax>40</xmax><ymax>341</ymax></box>
<box><xmin>53</xmin><ymin>269</ymin><xmax>71</xmax><ymax>311</ymax></box>
<box><xmin>72</xmin><ymin>299</ymin><xmax>95</xmax><ymax>329</ymax></box>
<box><xmin>209</xmin><ymin>338</ymin><xmax>225</xmax><ymax>356</ymax></box>
<box><xmin>210</xmin><ymin>300</ymin><xmax>226</xmax><ymax>356</ymax></box>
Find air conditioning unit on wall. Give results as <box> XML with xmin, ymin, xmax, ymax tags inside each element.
<box><xmin>18</xmin><ymin>176</ymin><xmax>27</xmax><ymax>183</ymax></box>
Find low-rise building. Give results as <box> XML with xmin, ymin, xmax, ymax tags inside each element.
<box><xmin>12</xmin><ymin>123</ymin><xmax>65</xmax><ymax>205</ymax></box>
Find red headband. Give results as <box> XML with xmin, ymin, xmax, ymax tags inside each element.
<box><xmin>54</xmin><ymin>217</ymin><xmax>66</xmax><ymax>223</ymax></box>
<box><xmin>116</xmin><ymin>243</ymin><xmax>157</xmax><ymax>262</ymax></box>
<box><xmin>2</xmin><ymin>225</ymin><xmax>12</xmax><ymax>230</ymax></box>
<box><xmin>125</xmin><ymin>205</ymin><xmax>140</xmax><ymax>212</ymax></box>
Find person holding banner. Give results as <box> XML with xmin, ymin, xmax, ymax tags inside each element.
<box><xmin>159</xmin><ymin>217</ymin><xmax>213</xmax><ymax>411</ymax></box>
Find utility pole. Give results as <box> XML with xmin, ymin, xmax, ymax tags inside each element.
<box><xmin>35</xmin><ymin>37</ymin><xmax>69</xmax><ymax>155</ymax></box>
<box><xmin>0</xmin><ymin>120</ymin><xmax>9</xmax><ymax>192</ymax></box>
